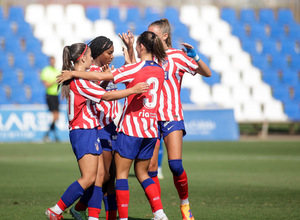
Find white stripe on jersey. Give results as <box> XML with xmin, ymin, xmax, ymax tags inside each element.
<box><xmin>141</xmin><ymin>117</ymin><xmax>151</xmax><ymax>138</ymax></box>
<box><xmin>149</xmin><ymin>118</ymin><xmax>157</xmax><ymax>137</ymax></box>
<box><xmin>75</xmin><ymin>79</ymin><xmax>104</xmax><ymax>103</ymax></box>
<box><xmin>134</xmin><ymin>117</ymin><xmax>143</xmax><ymax>137</ymax></box>
<box><xmin>113</xmin><ymin>61</ymin><xmax>144</xmax><ymax>82</ymax></box>
<box><xmin>125</xmin><ymin>115</ymin><xmax>134</xmax><ymax>136</ymax></box>
<box><xmin>83</xmin><ymin>100</ymin><xmax>97</xmax><ymax>128</ymax></box>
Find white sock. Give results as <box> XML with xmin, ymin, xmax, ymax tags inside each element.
<box><xmin>51</xmin><ymin>205</ymin><xmax>63</xmax><ymax>214</ymax></box>
<box><xmin>181</xmin><ymin>198</ymin><xmax>189</xmax><ymax>205</ymax></box>
<box><xmin>154</xmin><ymin>209</ymin><xmax>165</xmax><ymax>218</ymax></box>
<box><xmin>88</xmin><ymin>217</ymin><xmax>98</xmax><ymax>220</ymax></box>
<box><xmin>119</xmin><ymin>218</ymin><xmax>128</xmax><ymax>220</ymax></box>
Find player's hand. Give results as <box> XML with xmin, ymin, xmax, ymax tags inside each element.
<box><xmin>181</xmin><ymin>43</ymin><xmax>196</xmax><ymax>58</ymax></box>
<box><xmin>132</xmin><ymin>82</ymin><xmax>149</xmax><ymax>94</ymax></box>
<box><xmin>119</xmin><ymin>30</ymin><xmax>135</xmax><ymax>48</ymax></box>
<box><xmin>56</xmin><ymin>70</ymin><xmax>73</xmax><ymax>84</ymax></box>
<box><xmin>101</xmin><ymin>64</ymin><xmax>109</xmax><ymax>72</ymax></box>
<box><xmin>123</xmin><ymin>46</ymin><xmax>131</xmax><ymax>64</ymax></box>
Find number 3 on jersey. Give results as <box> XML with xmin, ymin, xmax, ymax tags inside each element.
<box><xmin>143</xmin><ymin>77</ymin><xmax>159</xmax><ymax>109</ymax></box>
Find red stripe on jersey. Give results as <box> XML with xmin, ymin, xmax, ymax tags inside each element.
<box><xmin>112</xmin><ymin>61</ymin><xmax>164</xmax><ymax>138</ymax></box>
<box><xmin>157</xmin><ymin>48</ymin><xmax>198</xmax><ymax>121</ymax></box>
<box><xmin>68</xmin><ymin>78</ymin><xmax>106</xmax><ymax>130</ymax></box>
<box><xmin>89</xmin><ymin>65</ymin><xmax>119</xmax><ymax>128</ymax></box>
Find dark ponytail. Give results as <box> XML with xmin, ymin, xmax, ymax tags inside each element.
<box><xmin>137</xmin><ymin>31</ymin><xmax>166</xmax><ymax>64</ymax></box>
<box><xmin>61</xmin><ymin>43</ymin><xmax>87</xmax><ymax>99</ymax></box>
<box><xmin>149</xmin><ymin>18</ymin><xmax>172</xmax><ymax>48</ymax></box>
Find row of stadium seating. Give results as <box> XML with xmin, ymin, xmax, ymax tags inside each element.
<box><xmin>0</xmin><ymin>4</ymin><xmax>299</xmax><ymax>121</ymax></box>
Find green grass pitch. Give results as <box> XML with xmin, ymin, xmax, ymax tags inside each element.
<box><xmin>0</xmin><ymin>141</ymin><xmax>300</xmax><ymax>220</ymax></box>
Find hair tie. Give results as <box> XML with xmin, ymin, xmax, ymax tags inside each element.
<box><xmin>75</xmin><ymin>44</ymin><xmax>88</xmax><ymax>61</ymax></box>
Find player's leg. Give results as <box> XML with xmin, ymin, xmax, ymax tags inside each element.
<box><xmin>157</xmin><ymin>139</ymin><xmax>164</xmax><ymax>179</ymax></box>
<box><xmin>87</xmin><ymin>154</ymin><xmax>105</xmax><ymax>220</ymax></box>
<box><xmin>46</xmin><ymin>154</ymin><xmax>98</xmax><ymax>219</ymax></box>
<box><xmin>114</xmin><ymin>152</ymin><xmax>133</xmax><ymax>220</ymax></box>
<box><xmin>102</xmin><ymin>150</ymin><xmax>117</xmax><ymax>220</ymax></box>
<box><xmin>164</xmin><ymin>129</ymin><xmax>194</xmax><ymax>220</ymax></box>
<box><xmin>148</xmin><ymin>139</ymin><xmax>161</xmax><ymax>196</ymax></box>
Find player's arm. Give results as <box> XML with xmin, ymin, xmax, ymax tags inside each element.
<box><xmin>119</xmin><ymin>30</ymin><xmax>137</xmax><ymax>64</ymax></box>
<box><xmin>181</xmin><ymin>43</ymin><xmax>212</xmax><ymax>77</ymax></box>
<box><xmin>102</xmin><ymin>82</ymin><xmax>149</xmax><ymax>101</ymax></box>
<box><xmin>57</xmin><ymin>66</ymin><xmax>113</xmax><ymax>84</ymax></box>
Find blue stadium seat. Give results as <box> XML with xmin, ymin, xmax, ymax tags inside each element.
<box><xmin>22</xmin><ymin>68</ymin><xmax>40</xmax><ymax>85</ymax></box>
<box><xmin>291</xmin><ymin>56</ymin><xmax>300</xmax><ymax>70</ymax></box>
<box><xmin>4</xmin><ymin>36</ymin><xmax>22</xmax><ymax>53</ymax></box>
<box><xmin>1</xmin><ymin>67</ymin><xmax>21</xmax><ymax>87</ymax></box>
<box><xmin>0</xmin><ymin>21</ymin><xmax>13</xmax><ymax>37</ymax></box>
<box><xmin>144</xmin><ymin>7</ymin><xmax>161</xmax><ymax>23</ymax></box>
<box><xmin>126</xmin><ymin>7</ymin><xmax>141</xmax><ymax>23</ymax></box>
<box><xmin>272</xmin><ymin>84</ymin><xmax>292</xmax><ymax>102</ymax></box>
<box><xmin>0</xmin><ymin>86</ymin><xmax>10</xmax><ymax>104</ymax></box>
<box><xmin>221</xmin><ymin>8</ymin><xmax>238</xmax><ymax>25</ymax></box>
<box><xmin>163</xmin><ymin>7</ymin><xmax>180</xmax><ymax>24</ymax></box>
<box><xmin>203</xmin><ymin>70</ymin><xmax>220</xmax><ymax>86</ymax></box>
<box><xmin>25</xmin><ymin>37</ymin><xmax>42</xmax><ymax>54</ymax></box>
<box><xmin>252</xmin><ymin>54</ymin><xmax>271</xmax><ymax>70</ymax></box>
<box><xmin>180</xmin><ymin>88</ymin><xmax>193</xmax><ymax>104</ymax></box>
<box><xmin>86</xmin><ymin>6</ymin><xmax>101</xmax><ymax>22</ymax></box>
<box><xmin>107</xmin><ymin>7</ymin><xmax>122</xmax><ymax>23</ymax></box>
<box><xmin>15</xmin><ymin>22</ymin><xmax>33</xmax><ymax>38</ymax></box>
<box><xmin>33</xmin><ymin>52</ymin><xmax>49</xmax><ymax>69</ymax></box>
<box><xmin>239</xmin><ymin>8</ymin><xmax>258</xmax><ymax>24</ymax></box>
<box><xmin>269</xmin><ymin>25</ymin><xmax>287</xmax><ymax>40</ymax></box>
<box><xmin>280</xmin><ymin>41</ymin><xmax>298</xmax><ymax>57</ymax></box>
<box><xmin>282</xmin><ymin>69</ymin><xmax>299</xmax><ymax>86</ymax></box>
<box><xmin>293</xmin><ymin>86</ymin><xmax>300</xmax><ymax>102</ymax></box>
<box><xmin>288</xmin><ymin>26</ymin><xmax>300</xmax><ymax>41</ymax></box>
<box><xmin>31</xmin><ymin>86</ymin><xmax>46</xmax><ymax>104</ymax></box>
<box><xmin>13</xmin><ymin>52</ymin><xmax>32</xmax><ymax>70</ymax></box>
<box><xmin>114</xmin><ymin>21</ymin><xmax>131</xmax><ymax>35</ymax></box>
<box><xmin>0</xmin><ymin>52</ymin><xmax>10</xmax><ymax>69</ymax></box>
<box><xmin>250</xmin><ymin>24</ymin><xmax>269</xmax><ymax>41</ymax></box>
<box><xmin>277</xmin><ymin>8</ymin><xmax>295</xmax><ymax>25</ymax></box>
<box><xmin>111</xmin><ymin>56</ymin><xmax>125</xmax><ymax>68</ymax></box>
<box><xmin>0</xmin><ymin>6</ymin><xmax>5</xmax><ymax>21</ymax></box>
<box><xmin>8</xmin><ymin>6</ymin><xmax>26</xmax><ymax>24</ymax></box>
<box><xmin>241</xmin><ymin>39</ymin><xmax>259</xmax><ymax>55</ymax></box>
<box><xmin>259</xmin><ymin>8</ymin><xmax>276</xmax><ymax>25</ymax></box>
<box><xmin>231</xmin><ymin>25</ymin><xmax>250</xmax><ymax>40</ymax></box>
<box><xmin>270</xmin><ymin>55</ymin><xmax>289</xmax><ymax>70</ymax></box>
<box><xmin>261</xmin><ymin>40</ymin><xmax>279</xmax><ymax>55</ymax></box>
<box><xmin>10</xmin><ymin>85</ymin><xmax>31</xmax><ymax>104</ymax></box>
<box><xmin>262</xmin><ymin>69</ymin><xmax>282</xmax><ymax>86</ymax></box>
<box><xmin>283</xmin><ymin>101</ymin><xmax>300</xmax><ymax>120</ymax></box>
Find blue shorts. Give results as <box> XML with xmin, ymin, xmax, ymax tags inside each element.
<box><xmin>69</xmin><ymin>127</ymin><xmax>103</xmax><ymax>161</ymax></box>
<box><xmin>158</xmin><ymin>121</ymin><xmax>186</xmax><ymax>139</ymax></box>
<box><xmin>115</xmin><ymin>132</ymin><xmax>157</xmax><ymax>160</ymax></box>
<box><xmin>98</xmin><ymin>122</ymin><xmax>118</xmax><ymax>151</ymax></box>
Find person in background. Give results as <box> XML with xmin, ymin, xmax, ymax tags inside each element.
<box><xmin>40</xmin><ymin>56</ymin><xmax>61</xmax><ymax>142</ymax></box>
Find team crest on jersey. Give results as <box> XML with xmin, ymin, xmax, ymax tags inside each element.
<box><xmin>95</xmin><ymin>142</ymin><xmax>99</xmax><ymax>151</ymax></box>
<box><xmin>162</xmin><ymin>60</ymin><xmax>168</xmax><ymax>69</ymax></box>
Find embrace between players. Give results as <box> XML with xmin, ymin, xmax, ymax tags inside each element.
<box><xmin>45</xmin><ymin>18</ymin><xmax>211</xmax><ymax>220</ymax></box>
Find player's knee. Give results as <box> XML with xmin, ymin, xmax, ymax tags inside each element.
<box><xmin>168</xmin><ymin>159</ymin><xmax>184</xmax><ymax>176</ymax></box>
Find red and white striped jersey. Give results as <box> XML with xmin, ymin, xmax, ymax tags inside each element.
<box><xmin>112</xmin><ymin>60</ymin><xmax>164</xmax><ymax>138</ymax></box>
<box><xmin>68</xmin><ymin>78</ymin><xmax>106</xmax><ymax>131</ymax></box>
<box><xmin>89</xmin><ymin>65</ymin><xmax>119</xmax><ymax>128</ymax></box>
<box><xmin>157</xmin><ymin>48</ymin><xmax>198</xmax><ymax>121</ymax></box>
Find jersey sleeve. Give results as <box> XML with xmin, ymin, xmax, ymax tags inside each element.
<box><xmin>171</xmin><ymin>50</ymin><xmax>198</xmax><ymax>76</ymax></box>
<box><xmin>74</xmin><ymin>79</ymin><xmax>106</xmax><ymax>103</ymax></box>
<box><xmin>112</xmin><ymin>62</ymin><xmax>143</xmax><ymax>84</ymax></box>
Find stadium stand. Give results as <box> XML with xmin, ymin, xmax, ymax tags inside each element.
<box><xmin>0</xmin><ymin>3</ymin><xmax>299</xmax><ymax>127</ymax></box>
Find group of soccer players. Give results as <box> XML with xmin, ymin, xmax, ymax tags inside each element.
<box><xmin>45</xmin><ymin>18</ymin><xmax>211</xmax><ymax>220</ymax></box>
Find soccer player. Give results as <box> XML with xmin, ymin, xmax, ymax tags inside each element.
<box><xmin>70</xmin><ymin>36</ymin><xmax>119</xmax><ymax>220</ymax></box>
<box><xmin>147</xmin><ymin>18</ymin><xmax>212</xmax><ymax>220</ymax></box>
<box><xmin>56</xmin><ymin>31</ymin><xmax>169</xmax><ymax>220</ymax></box>
<box><xmin>45</xmin><ymin>43</ymin><xmax>149</xmax><ymax>220</ymax></box>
